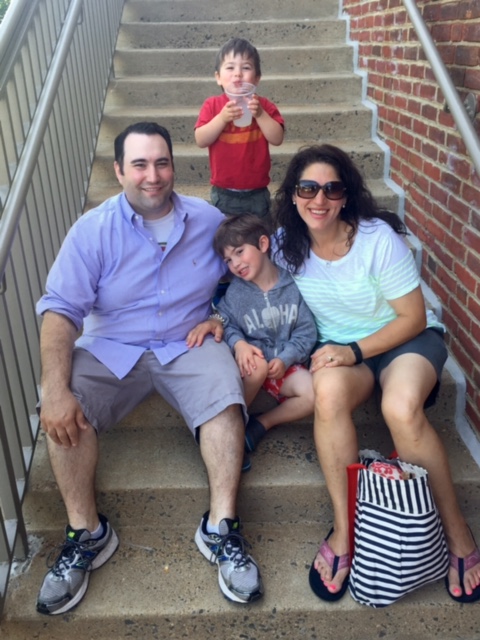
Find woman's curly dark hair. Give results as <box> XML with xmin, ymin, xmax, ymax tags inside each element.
<box><xmin>272</xmin><ymin>144</ymin><xmax>407</xmax><ymax>273</ymax></box>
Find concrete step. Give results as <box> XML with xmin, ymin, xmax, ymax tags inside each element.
<box><xmin>99</xmin><ymin>102</ymin><xmax>373</xmax><ymax>145</ymax></box>
<box><xmin>5</xmin><ymin>370</ymin><xmax>480</xmax><ymax>639</ymax></box>
<box><xmin>117</xmin><ymin>19</ymin><xmax>347</xmax><ymax>49</ymax></box>
<box><xmin>114</xmin><ymin>45</ymin><xmax>354</xmax><ymax>78</ymax></box>
<box><xmin>89</xmin><ymin>139</ymin><xmax>389</xmax><ymax>187</ymax></box>
<box><xmin>20</xmin><ymin>370</ymin><xmax>475</xmax><ymax>533</ymax></box>
<box><xmin>85</xmin><ymin>182</ymin><xmax>399</xmax><ymax>216</ymax></box>
<box><xmin>85</xmin><ymin>179</ymin><xmax>400</xmax><ymax>214</ymax></box>
<box><xmin>106</xmin><ymin>74</ymin><xmax>364</xmax><ymax>108</ymax></box>
<box><xmin>122</xmin><ymin>0</ymin><xmax>340</xmax><ymax>22</ymax></box>
<box><xmin>3</xmin><ymin>521</ymin><xmax>480</xmax><ymax>640</ymax></box>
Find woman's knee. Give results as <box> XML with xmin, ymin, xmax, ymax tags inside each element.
<box><xmin>381</xmin><ymin>390</ymin><xmax>426</xmax><ymax>438</ymax></box>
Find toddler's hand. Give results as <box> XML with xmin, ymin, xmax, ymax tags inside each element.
<box><xmin>221</xmin><ymin>100</ymin><xmax>244</xmax><ymax>124</ymax></box>
<box><xmin>247</xmin><ymin>94</ymin><xmax>263</xmax><ymax>119</ymax></box>
<box><xmin>267</xmin><ymin>358</ymin><xmax>286</xmax><ymax>380</ymax></box>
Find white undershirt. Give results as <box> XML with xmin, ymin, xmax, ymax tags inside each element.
<box><xmin>143</xmin><ymin>210</ymin><xmax>175</xmax><ymax>251</ymax></box>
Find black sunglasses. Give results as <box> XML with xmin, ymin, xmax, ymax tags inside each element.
<box><xmin>295</xmin><ymin>180</ymin><xmax>346</xmax><ymax>201</ymax></box>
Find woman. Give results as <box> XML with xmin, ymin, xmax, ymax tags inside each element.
<box><xmin>273</xmin><ymin>144</ymin><xmax>480</xmax><ymax>603</ymax></box>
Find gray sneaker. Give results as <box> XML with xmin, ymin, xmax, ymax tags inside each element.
<box><xmin>194</xmin><ymin>511</ymin><xmax>263</xmax><ymax>603</ymax></box>
<box><xmin>36</xmin><ymin>513</ymin><xmax>119</xmax><ymax>615</ymax></box>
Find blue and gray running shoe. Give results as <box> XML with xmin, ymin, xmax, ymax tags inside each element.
<box><xmin>36</xmin><ymin>513</ymin><xmax>119</xmax><ymax>615</ymax></box>
<box><xmin>195</xmin><ymin>511</ymin><xmax>263</xmax><ymax>603</ymax></box>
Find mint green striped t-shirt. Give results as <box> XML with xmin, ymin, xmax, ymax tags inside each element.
<box><xmin>291</xmin><ymin>219</ymin><xmax>444</xmax><ymax>343</ymax></box>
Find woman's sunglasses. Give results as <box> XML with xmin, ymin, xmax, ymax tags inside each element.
<box><xmin>295</xmin><ymin>180</ymin><xmax>346</xmax><ymax>201</ymax></box>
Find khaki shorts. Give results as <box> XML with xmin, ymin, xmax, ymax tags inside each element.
<box><xmin>67</xmin><ymin>338</ymin><xmax>246</xmax><ymax>436</ymax></box>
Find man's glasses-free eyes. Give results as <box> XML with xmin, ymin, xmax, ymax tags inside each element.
<box><xmin>295</xmin><ymin>180</ymin><xmax>346</xmax><ymax>201</ymax></box>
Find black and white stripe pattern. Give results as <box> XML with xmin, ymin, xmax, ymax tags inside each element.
<box><xmin>349</xmin><ymin>467</ymin><xmax>449</xmax><ymax>607</ymax></box>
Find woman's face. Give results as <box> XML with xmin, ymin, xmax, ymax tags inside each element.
<box><xmin>294</xmin><ymin>162</ymin><xmax>347</xmax><ymax>234</ymax></box>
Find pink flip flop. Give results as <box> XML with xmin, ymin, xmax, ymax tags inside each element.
<box><xmin>308</xmin><ymin>528</ymin><xmax>350</xmax><ymax>602</ymax></box>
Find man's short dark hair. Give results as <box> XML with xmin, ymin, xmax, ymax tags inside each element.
<box><xmin>215</xmin><ymin>38</ymin><xmax>261</xmax><ymax>77</ymax></box>
<box><xmin>214</xmin><ymin>214</ymin><xmax>271</xmax><ymax>257</ymax></box>
<box><xmin>114</xmin><ymin>122</ymin><xmax>174</xmax><ymax>173</ymax></box>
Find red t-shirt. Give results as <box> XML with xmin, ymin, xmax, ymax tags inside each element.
<box><xmin>195</xmin><ymin>94</ymin><xmax>284</xmax><ymax>190</ymax></box>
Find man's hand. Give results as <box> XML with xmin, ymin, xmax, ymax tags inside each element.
<box><xmin>186</xmin><ymin>319</ymin><xmax>224</xmax><ymax>348</ymax></box>
<box><xmin>40</xmin><ymin>387</ymin><xmax>90</xmax><ymax>448</ymax></box>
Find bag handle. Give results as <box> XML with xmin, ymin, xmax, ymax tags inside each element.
<box><xmin>347</xmin><ymin>462</ymin><xmax>366</xmax><ymax>563</ymax></box>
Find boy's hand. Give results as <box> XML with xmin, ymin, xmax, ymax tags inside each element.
<box><xmin>234</xmin><ymin>340</ymin><xmax>265</xmax><ymax>377</ymax></box>
<box><xmin>247</xmin><ymin>94</ymin><xmax>263</xmax><ymax>119</ymax></box>
<box><xmin>221</xmin><ymin>100</ymin><xmax>244</xmax><ymax>124</ymax></box>
<box><xmin>186</xmin><ymin>319</ymin><xmax>223</xmax><ymax>348</ymax></box>
<box><xmin>267</xmin><ymin>357</ymin><xmax>286</xmax><ymax>380</ymax></box>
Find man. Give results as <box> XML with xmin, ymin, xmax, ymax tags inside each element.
<box><xmin>35</xmin><ymin>122</ymin><xmax>263</xmax><ymax>615</ymax></box>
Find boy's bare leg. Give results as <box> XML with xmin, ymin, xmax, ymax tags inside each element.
<box><xmin>242</xmin><ymin>357</ymin><xmax>268</xmax><ymax>406</ymax></box>
<box><xmin>256</xmin><ymin>368</ymin><xmax>314</xmax><ymax>430</ymax></box>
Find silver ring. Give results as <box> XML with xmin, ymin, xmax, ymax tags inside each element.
<box><xmin>328</xmin><ymin>356</ymin><xmax>334</xmax><ymax>362</ymax></box>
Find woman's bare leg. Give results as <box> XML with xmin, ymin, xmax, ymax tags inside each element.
<box><xmin>380</xmin><ymin>353</ymin><xmax>480</xmax><ymax>597</ymax></box>
<box><xmin>311</xmin><ymin>364</ymin><xmax>375</xmax><ymax>594</ymax></box>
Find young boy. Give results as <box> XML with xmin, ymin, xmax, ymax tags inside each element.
<box><xmin>195</xmin><ymin>38</ymin><xmax>284</xmax><ymax>219</ymax></box>
<box><xmin>213</xmin><ymin>214</ymin><xmax>316</xmax><ymax>453</ymax></box>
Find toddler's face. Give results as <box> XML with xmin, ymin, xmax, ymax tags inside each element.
<box><xmin>215</xmin><ymin>52</ymin><xmax>259</xmax><ymax>89</ymax></box>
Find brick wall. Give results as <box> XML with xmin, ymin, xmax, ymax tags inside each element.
<box><xmin>341</xmin><ymin>0</ymin><xmax>480</xmax><ymax>432</ymax></box>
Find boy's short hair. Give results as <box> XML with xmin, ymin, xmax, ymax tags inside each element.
<box><xmin>215</xmin><ymin>38</ymin><xmax>261</xmax><ymax>77</ymax></box>
<box><xmin>214</xmin><ymin>214</ymin><xmax>271</xmax><ymax>257</ymax></box>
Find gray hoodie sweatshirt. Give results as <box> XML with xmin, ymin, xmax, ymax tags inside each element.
<box><xmin>216</xmin><ymin>266</ymin><xmax>317</xmax><ymax>368</ymax></box>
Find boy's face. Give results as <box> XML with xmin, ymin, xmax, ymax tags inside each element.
<box><xmin>222</xmin><ymin>237</ymin><xmax>269</xmax><ymax>283</ymax></box>
<box><xmin>215</xmin><ymin>52</ymin><xmax>260</xmax><ymax>89</ymax></box>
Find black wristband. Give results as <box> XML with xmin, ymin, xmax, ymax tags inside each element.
<box><xmin>348</xmin><ymin>341</ymin><xmax>363</xmax><ymax>364</ymax></box>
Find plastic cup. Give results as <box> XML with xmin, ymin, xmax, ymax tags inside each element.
<box><xmin>224</xmin><ymin>82</ymin><xmax>256</xmax><ymax>127</ymax></box>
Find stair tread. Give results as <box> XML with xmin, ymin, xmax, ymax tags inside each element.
<box><xmin>103</xmin><ymin>102</ymin><xmax>368</xmax><ymax>117</ymax></box>
<box><xmin>4</xmin><ymin>521</ymin><xmax>479</xmax><ymax>636</ymax></box>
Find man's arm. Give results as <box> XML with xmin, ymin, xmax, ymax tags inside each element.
<box><xmin>39</xmin><ymin>311</ymin><xmax>90</xmax><ymax>448</ymax></box>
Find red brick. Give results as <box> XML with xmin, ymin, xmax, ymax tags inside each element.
<box><xmin>450</xmin><ymin>298</ymin><xmax>472</xmax><ymax>333</ymax></box>
<box><xmin>464</xmin><ymin>23</ymin><xmax>480</xmax><ymax>42</ymax></box>
<box><xmin>436</xmin><ymin>264</ymin><xmax>457</xmax><ymax>293</ymax></box>
<box><xmin>445</xmin><ymin>233</ymin><xmax>467</xmax><ymax>259</ymax></box>
<box><xmin>430</xmin><ymin>182</ymin><xmax>450</xmax><ymax>206</ymax></box>
<box><xmin>441</xmin><ymin>171</ymin><xmax>462</xmax><ymax>192</ymax></box>
<box><xmin>463</xmin><ymin>228</ymin><xmax>480</xmax><ymax>253</ymax></box>
<box><xmin>464</xmin><ymin>68</ymin><xmax>480</xmax><ymax>90</ymax></box>
<box><xmin>440</xmin><ymin>2</ymin><xmax>462</xmax><ymax>20</ymax></box>
<box><xmin>423</xmin><ymin>161</ymin><xmax>442</xmax><ymax>182</ymax></box>
<box><xmin>466</xmin><ymin>249</ymin><xmax>480</xmax><ymax>274</ymax></box>
<box><xmin>467</xmin><ymin>293</ymin><xmax>480</xmax><ymax>319</ymax></box>
<box><xmin>455</xmin><ymin>45</ymin><xmax>480</xmax><ymax>66</ymax></box>
<box><xmin>462</xmin><ymin>183</ymin><xmax>480</xmax><ymax>207</ymax></box>
<box><xmin>450</xmin><ymin>24</ymin><xmax>464</xmax><ymax>43</ymax></box>
<box><xmin>448</xmin><ymin>194</ymin><xmax>472</xmax><ymax>223</ymax></box>
<box><xmin>437</xmin><ymin>44</ymin><xmax>456</xmax><ymax>65</ymax></box>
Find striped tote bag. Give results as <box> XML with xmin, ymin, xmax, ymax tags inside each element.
<box><xmin>347</xmin><ymin>452</ymin><xmax>449</xmax><ymax>607</ymax></box>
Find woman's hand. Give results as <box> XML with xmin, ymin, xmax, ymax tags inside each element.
<box><xmin>310</xmin><ymin>344</ymin><xmax>357</xmax><ymax>373</ymax></box>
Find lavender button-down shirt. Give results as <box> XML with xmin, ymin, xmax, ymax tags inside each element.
<box><xmin>36</xmin><ymin>192</ymin><xmax>227</xmax><ymax>378</ymax></box>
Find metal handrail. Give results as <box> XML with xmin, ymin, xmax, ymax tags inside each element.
<box><xmin>0</xmin><ymin>0</ymin><xmax>125</xmax><ymax>618</ymax></box>
<box><xmin>403</xmin><ymin>0</ymin><xmax>480</xmax><ymax>176</ymax></box>
<box><xmin>0</xmin><ymin>0</ymin><xmax>84</xmax><ymax>282</ymax></box>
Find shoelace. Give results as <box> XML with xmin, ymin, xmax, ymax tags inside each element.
<box><xmin>209</xmin><ymin>531</ymin><xmax>251</xmax><ymax>568</ymax></box>
<box><xmin>46</xmin><ymin>539</ymin><xmax>95</xmax><ymax>576</ymax></box>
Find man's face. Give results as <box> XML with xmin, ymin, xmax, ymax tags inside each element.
<box><xmin>114</xmin><ymin>133</ymin><xmax>175</xmax><ymax>220</ymax></box>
